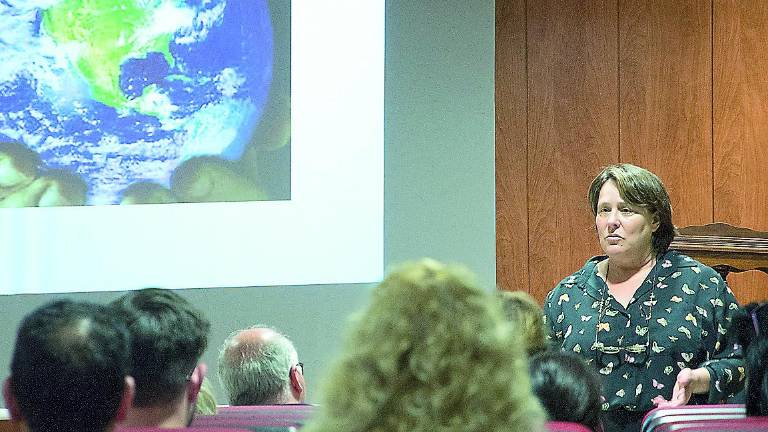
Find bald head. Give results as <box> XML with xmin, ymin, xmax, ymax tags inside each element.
<box><xmin>226</xmin><ymin>328</ymin><xmax>280</xmax><ymax>359</ymax></box>
<box><xmin>218</xmin><ymin>327</ymin><xmax>304</xmax><ymax>405</ymax></box>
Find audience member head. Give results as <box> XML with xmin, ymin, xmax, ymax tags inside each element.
<box><xmin>731</xmin><ymin>302</ymin><xmax>768</xmax><ymax>416</ymax></box>
<box><xmin>529</xmin><ymin>351</ymin><xmax>603</xmax><ymax>432</ymax></box>
<box><xmin>218</xmin><ymin>326</ymin><xmax>306</xmax><ymax>405</ymax></box>
<box><xmin>2</xmin><ymin>300</ymin><xmax>133</xmax><ymax>432</ymax></box>
<box><xmin>111</xmin><ymin>288</ymin><xmax>210</xmax><ymax>427</ymax></box>
<box><xmin>304</xmin><ymin>258</ymin><xmax>545</xmax><ymax>432</ymax></box>
<box><xmin>497</xmin><ymin>290</ymin><xmax>548</xmax><ymax>356</ymax></box>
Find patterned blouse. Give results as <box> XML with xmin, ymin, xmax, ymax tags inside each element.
<box><xmin>543</xmin><ymin>250</ymin><xmax>744</xmax><ymax>413</ymax></box>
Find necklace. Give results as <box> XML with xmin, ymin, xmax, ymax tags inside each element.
<box><xmin>593</xmin><ymin>258</ymin><xmax>658</xmax><ymax>365</ymax></box>
<box><xmin>605</xmin><ymin>255</ymin><xmax>656</xmax><ymax>284</ymax></box>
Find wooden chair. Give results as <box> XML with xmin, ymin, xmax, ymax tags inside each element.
<box><xmin>670</xmin><ymin>222</ymin><xmax>768</xmax><ymax>304</ymax></box>
<box><xmin>0</xmin><ymin>419</ymin><xmax>19</xmax><ymax>432</ymax></box>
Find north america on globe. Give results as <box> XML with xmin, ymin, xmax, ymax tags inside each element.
<box><xmin>0</xmin><ymin>0</ymin><xmax>276</xmax><ymax>204</ymax></box>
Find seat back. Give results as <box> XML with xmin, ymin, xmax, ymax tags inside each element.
<box><xmin>215</xmin><ymin>405</ymin><xmax>314</xmax><ymax>417</ymax></box>
<box><xmin>191</xmin><ymin>404</ymin><xmax>314</xmax><ymax>429</ymax></box>
<box><xmin>117</xmin><ymin>427</ymin><xmax>255</xmax><ymax>432</ymax></box>
<box><xmin>641</xmin><ymin>405</ymin><xmax>746</xmax><ymax>432</ymax></box>
<box><xmin>546</xmin><ymin>421</ymin><xmax>594</xmax><ymax>432</ymax></box>
<box><xmin>671</xmin><ymin>223</ymin><xmax>768</xmax><ymax>304</ymax></box>
<box><xmin>657</xmin><ymin>417</ymin><xmax>768</xmax><ymax>431</ymax></box>
<box><xmin>0</xmin><ymin>419</ymin><xmax>20</xmax><ymax>432</ymax></box>
<box><xmin>670</xmin><ymin>223</ymin><xmax>768</xmax><ymax>279</ymax></box>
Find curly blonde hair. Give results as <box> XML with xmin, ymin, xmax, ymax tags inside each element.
<box><xmin>497</xmin><ymin>290</ymin><xmax>548</xmax><ymax>356</ymax></box>
<box><xmin>303</xmin><ymin>259</ymin><xmax>546</xmax><ymax>432</ymax></box>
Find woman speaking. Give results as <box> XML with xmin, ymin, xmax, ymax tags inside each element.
<box><xmin>544</xmin><ymin>164</ymin><xmax>744</xmax><ymax>432</ymax></box>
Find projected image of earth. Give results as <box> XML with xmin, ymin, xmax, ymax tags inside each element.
<box><xmin>0</xmin><ymin>0</ymin><xmax>291</xmax><ymax>206</ymax></box>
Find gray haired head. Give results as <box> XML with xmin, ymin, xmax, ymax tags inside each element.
<box><xmin>217</xmin><ymin>326</ymin><xmax>303</xmax><ymax>405</ymax></box>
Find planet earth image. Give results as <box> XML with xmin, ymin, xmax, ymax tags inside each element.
<box><xmin>0</xmin><ymin>0</ymin><xmax>277</xmax><ymax>204</ymax></box>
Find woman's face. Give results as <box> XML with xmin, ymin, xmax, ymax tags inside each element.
<box><xmin>595</xmin><ymin>180</ymin><xmax>659</xmax><ymax>261</ymax></box>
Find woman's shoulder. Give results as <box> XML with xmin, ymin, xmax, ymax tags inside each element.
<box><xmin>550</xmin><ymin>255</ymin><xmax>606</xmax><ymax>291</ymax></box>
<box><xmin>661</xmin><ymin>250</ymin><xmax>722</xmax><ymax>278</ymax></box>
<box><xmin>659</xmin><ymin>251</ymin><xmax>731</xmax><ymax>299</ymax></box>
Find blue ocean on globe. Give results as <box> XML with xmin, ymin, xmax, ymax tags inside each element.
<box><xmin>0</xmin><ymin>0</ymin><xmax>274</xmax><ymax>204</ymax></box>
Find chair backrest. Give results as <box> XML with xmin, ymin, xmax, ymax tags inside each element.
<box><xmin>670</xmin><ymin>223</ymin><xmax>768</xmax><ymax>279</ymax></box>
<box><xmin>0</xmin><ymin>419</ymin><xmax>20</xmax><ymax>432</ymax></box>
<box><xmin>546</xmin><ymin>421</ymin><xmax>594</xmax><ymax>432</ymax></box>
<box><xmin>116</xmin><ymin>427</ymin><xmax>255</xmax><ymax>432</ymax></box>
<box><xmin>215</xmin><ymin>405</ymin><xmax>314</xmax><ymax>417</ymax></box>
<box><xmin>660</xmin><ymin>417</ymin><xmax>768</xmax><ymax>431</ymax></box>
<box><xmin>191</xmin><ymin>404</ymin><xmax>315</xmax><ymax>429</ymax></box>
<box><xmin>671</xmin><ymin>222</ymin><xmax>768</xmax><ymax>304</ymax></box>
<box><xmin>192</xmin><ymin>416</ymin><xmax>305</xmax><ymax>428</ymax></box>
<box><xmin>641</xmin><ymin>405</ymin><xmax>746</xmax><ymax>432</ymax></box>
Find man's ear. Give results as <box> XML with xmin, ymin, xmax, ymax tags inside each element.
<box><xmin>114</xmin><ymin>376</ymin><xmax>135</xmax><ymax>423</ymax></box>
<box><xmin>2</xmin><ymin>377</ymin><xmax>23</xmax><ymax>422</ymax></box>
<box><xmin>289</xmin><ymin>365</ymin><xmax>306</xmax><ymax>403</ymax></box>
<box><xmin>187</xmin><ymin>363</ymin><xmax>207</xmax><ymax>403</ymax></box>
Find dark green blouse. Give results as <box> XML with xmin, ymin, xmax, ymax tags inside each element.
<box><xmin>543</xmin><ymin>251</ymin><xmax>744</xmax><ymax>413</ymax></box>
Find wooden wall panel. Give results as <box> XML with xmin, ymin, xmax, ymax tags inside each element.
<box><xmin>713</xmin><ymin>0</ymin><xmax>768</xmax><ymax>304</ymax></box>
<box><xmin>619</xmin><ymin>0</ymin><xmax>713</xmax><ymax>228</ymax></box>
<box><xmin>496</xmin><ymin>0</ymin><xmax>529</xmax><ymax>292</ymax></box>
<box><xmin>526</xmin><ymin>0</ymin><xmax>618</xmax><ymax>301</ymax></box>
<box><xmin>495</xmin><ymin>0</ymin><xmax>768</xmax><ymax>305</ymax></box>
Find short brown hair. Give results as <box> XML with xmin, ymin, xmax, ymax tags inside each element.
<box><xmin>587</xmin><ymin>163</ymin><xmax>675</xmax><ymax>254</ymax></box>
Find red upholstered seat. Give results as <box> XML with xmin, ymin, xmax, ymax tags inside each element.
<box><xmin>652</xmin><ymin>417</ymin><xmax>768</xmax><ymax>432</ymax></box>
<box><xmin>190</xmin><ymin>404</ymin><xmax>314</xmax><ymax>429</ymax></box>
<box><xmin>216</xmin><ymin>405</ymin><xmax>314</xmax><ymax>414</ymax></box>
<box><xmin>640</xmin><ymin>404</ymin><xmax>746</xmax><ymax>432</ymax></box>
<box><xmin>117</xmin><ymin>427</ymin><xmax>254</xmax><ymax>432</ymax></box>
<box><xmin>546</xmin><ymin>421</ymin><xmax>594</xmax><ymax>432</ymax></box>
<box><xmin>193</xmin><ymin>416</ymin><xmax>305</xmax><ymax>428</ymax></box>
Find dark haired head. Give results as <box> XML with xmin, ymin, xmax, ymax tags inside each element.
<box><xmin>588</xmin><ymin>163</ymin><xmax>675</xmax><ymax>254</ymax></box>
<box><xmin>530</xmin><ymin>351</ymin><xmax>603</xmax><ymax>432</ymax></box>
<box><xmin>111</xmin><ymin>288</ymin><xmax>210</xmax><ymax>407</ymax></box>
<box><xmin>6</xmin><ymin>300</ymin><xmax>131</xmax><ymax>432</ymax></box>
<box><xmin>730</xmin><ymin>302</ymin><xmax>768</xmax><ymax>416</ymax></box>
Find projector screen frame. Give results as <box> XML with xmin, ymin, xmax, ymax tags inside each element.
<box><xmin>0</xmin><ymin>0</ymin><xmax>384</xmax><ymax>295</ymax></box>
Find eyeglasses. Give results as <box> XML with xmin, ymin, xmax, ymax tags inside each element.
<box><xmin>294</xmin><ymin>362</ymin><xmax>304</xmax><ymax>375</ymax></box>
<box><xmin>591</xmin><ymin>291</ymin><xmax>654</xmax><ymax>367</ymax></box>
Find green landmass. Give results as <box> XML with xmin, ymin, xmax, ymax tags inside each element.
<box><xmin>41</xmin><ymin>0</ymin><xmax>180</xmax><ymax>114</ymax></box>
